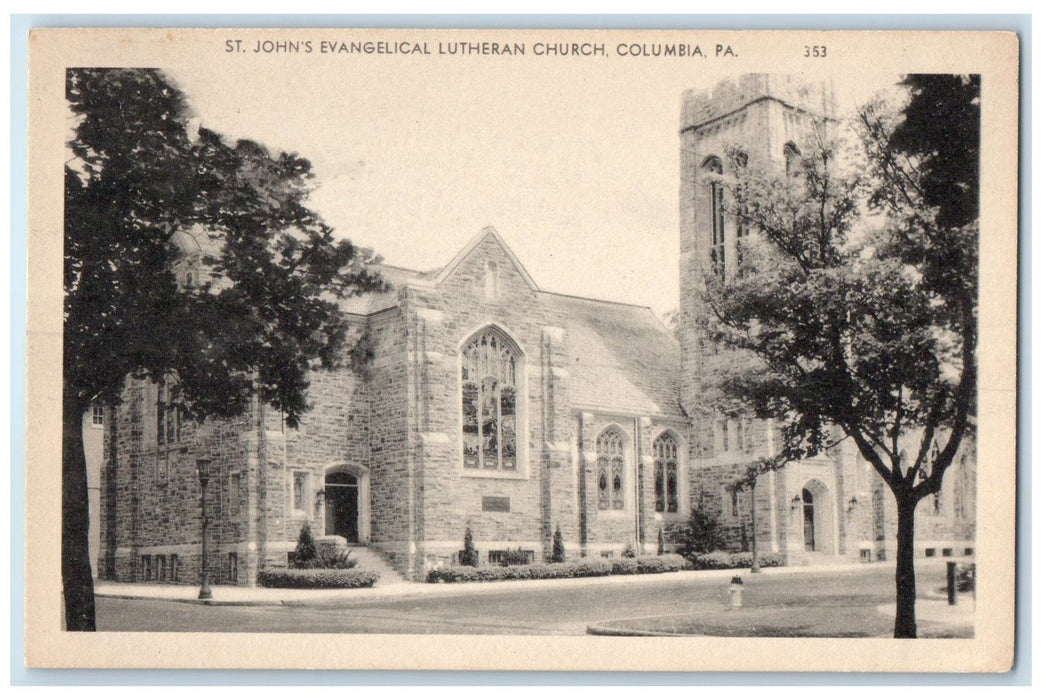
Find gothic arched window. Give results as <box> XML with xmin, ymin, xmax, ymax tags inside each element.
<box><xmin>653</xmin><ymin>433</ymin><xmax>679</xmax><ymax>513</ymax></box>
<box><xmin>703</xmin><ymin>157</ymin><xmax>726</xmax><ymax>279</ymax></box>
<box><xmin>784</xmin><ymin>142</ymin><xmax>801</xmax><ymax>178</ymax></box>
<box><xmin>461</xmin><ymin>328</ymin><xmax>520</xmax><ymax>471</ymax></box>
<box><xmin>596</xmin><ymin>428</ymin><xmax>626</xmax><ymax>511</ymax></box>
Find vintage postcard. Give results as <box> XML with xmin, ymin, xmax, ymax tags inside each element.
<box><xmin>25</xmin><ymin>27</ymin><xmax>1018</xmax><ymax>671</ymax></box>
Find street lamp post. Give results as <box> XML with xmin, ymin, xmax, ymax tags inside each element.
<box><xmin>197</xmin><ymin>457</ymin><xmax>212</xmax><ymax>600</ymax></box>
<box><xmin>749</xmin><ymin>476</ymin><xmax>761</xmax><ymax>574</ymax></box>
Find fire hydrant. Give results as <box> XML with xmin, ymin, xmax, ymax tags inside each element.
<box><xmin>728</xmin><ymin>576</ymin><xmax>744</xmax><ymax>610</ymax></box>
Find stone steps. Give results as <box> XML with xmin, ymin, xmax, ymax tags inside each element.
<box><xmin>347</xmin><ymin>546</ymin><xmax>407</xmax><ymax>586</ymax></box>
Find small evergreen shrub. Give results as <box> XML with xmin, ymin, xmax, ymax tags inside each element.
<box><xmin>677</xmin><ymin>506</ymin><xmax>724</xmax><ymax>558</ymax></box>
<box><xmin>957</xmin><ymin>562</ymin><xmax>975</xmax><ymax>592</ymax></box>
<box><xmin>460</xmin><ymin>527</ymin><xmax>479</xmax><ymax>567</ymax></box>
<box><xmin>657</xmin><ymin>527</ymin><xmax>665</xmax><ymax>556</ymax></box>
<box><xmin>292</xmin><ymin>522</ymin><xmax>318</xmax><ymax>566</ymax></box>
<box><xmin>621</xmin><ymin>543</ymin><xmax>637</xmax><ymax>558</ymax></box>
<box><xmin>551</xmin><ymin>525</ymin><xmax>566</xmax><ymax>563</ymax></box>
<box><xmin>257</xmin><ymin>568</ymin><xmax>379</xmax><ymax>589</ymax></box>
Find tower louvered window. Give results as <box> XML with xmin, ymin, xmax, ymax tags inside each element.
<box><xmin>704</xmin><ymin>157</ymin><xmax>726</xmax><ymax>279</ymax></box>
<box><xmin>461</xmin><ymin>328</ymin><xmax>519</xmax><ymax>471</ymax></box>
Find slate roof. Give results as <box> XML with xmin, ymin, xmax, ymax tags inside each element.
<box><xmin>542</xmin><ymin>293</ymin><xmax>683</xmax><ymax>420</ymax></box>
<box><xmin>338</xmin><ymin>232</ymin><xmax>684</xmax><ymax>419</ymax></box>
<box><xmin>338</xmin><ymin>264</ymin><xmax>430</xmax><ymax>315</ymax></box>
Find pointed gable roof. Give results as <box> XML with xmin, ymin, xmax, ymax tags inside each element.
<box><xmin>434</xmin><ymin>225</ymin><xmax>540</xmax><ymax>291</ymax></box>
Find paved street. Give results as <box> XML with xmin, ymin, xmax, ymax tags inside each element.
<box><xmin>96</xmin><ymin>561</ymin><xmax>972</xmax><ymax>636</ymax></box>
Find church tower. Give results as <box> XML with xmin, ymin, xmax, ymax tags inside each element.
<box><xmin>678</xmin><ymin>75</ymin><xmax>839</xmax><ymax>558</ymax></box>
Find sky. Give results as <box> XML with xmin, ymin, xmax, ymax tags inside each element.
<box><xmin>159</xmin><ymin>33</ymin><xmax>891</xmax><ymax>318</ymax></box>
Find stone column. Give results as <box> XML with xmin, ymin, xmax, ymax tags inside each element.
<box><xmin>540</xmin><ymin>326</ymin><xmax>575</xmax><ymax>558</ymax></box>
<box><xmin>578</xmin><ymin>412</ymin><xmax>597</xmax><ymax>557</ymax></box>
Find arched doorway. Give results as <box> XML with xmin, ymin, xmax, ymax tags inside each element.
<box><xmin>798</xmin><ymin>479</ymin><xmax>834</xmax><ymax>554</ymax></box>
<box><xmin>323</xmin><ymin>467</ymin><xmax>369</xmax><ymax>543</ymax></box>
<box><xmin>802</xmin><ymin>488</ymin><xmax>816</xmax><ymax>551</ymax></box>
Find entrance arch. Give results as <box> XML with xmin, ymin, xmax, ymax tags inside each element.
<box><xmin>323</xmin><ymin>465</ymin><xmax>369</xmax><ymax>543</ymax></box>
<box><xmin>799</xmin><ymin>479</ymin><xmax>834</xmax><ymax>554</ymax></box>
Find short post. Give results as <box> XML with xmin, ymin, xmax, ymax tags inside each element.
<box><xmin>728</xmin><ymin>575</ymin><xmax>744</xmax><ymax>610</ymax></box>
<box><xmin>946</xmin><ymin>560</ymin><xmax>957</xmax><ymax>606</ymax></box>
<box><xmin>197</xmin><ymin>457</ymin><xmax>213</xmax><ymax>601</ymax></box>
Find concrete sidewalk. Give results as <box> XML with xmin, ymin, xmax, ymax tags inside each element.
<box><xmin>95</xmin><ymin>560</ymin><xmax>897</xmax><ymax>607</ymax></box>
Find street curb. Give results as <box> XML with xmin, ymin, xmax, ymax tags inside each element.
<box><xmin>94</xmin><ymin>561</ymin><xmax>902</xmax><ymax>607</ymax></box>
<box><xmin>96</xmin><ymin>593</ymin><xmax>288</xmax><ymax>607</ymax></box>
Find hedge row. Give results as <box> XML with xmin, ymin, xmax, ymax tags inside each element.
<box><xmin>687</xmin><ymin>551</ymin><xmax>785</xmax><ymax>570</ymax></box>
<box><xmin>610</xmin><ymin>554</ymin><xmax>688</xmax><ymax>575</ymax></box>
<box><xmin>426</xmin><ymin>554</ymin><xmax>688</xmax><ymax>584</ymax></box>
<box><xmin>257</xmin><ymin>568</ymin><xmax>380</xmax><ymax>589</ymax></box>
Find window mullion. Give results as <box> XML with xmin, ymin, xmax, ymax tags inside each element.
<box><xmin>496</xmin><ymin>385</ymin><xmax>502</xmax><ymax>470</ymax></box>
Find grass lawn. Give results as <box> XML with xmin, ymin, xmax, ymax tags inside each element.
<box><xmin>590</xmin><ymin>603</ymin><xmax>974</xmax><ymax>638</ymax></box>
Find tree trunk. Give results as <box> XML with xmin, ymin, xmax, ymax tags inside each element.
<box><xmin>62</xmin><ymin>391</ymin><xmax>96</xmax><ymax>631</ymax></box>
<box><xmin>893</xmin><ymin>494</ymin><xmax>917</xmax><ymax>638</ymax></box>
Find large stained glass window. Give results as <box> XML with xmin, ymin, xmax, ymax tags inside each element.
<box><xmin>462</xmin><ymin>328</ymin><xmax>519</xmax><ymax>471</ymax></box>
<box><xmin>653</xmin><ymin>433</ymin><xmax>679</xmax><ymax>513</ymax></box>
<box><xmin>596</xmin><ymin>428</ymin><xmax>626</xmax><ymax>510</ymax></box>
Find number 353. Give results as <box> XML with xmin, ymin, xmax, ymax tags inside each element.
<box><xmin>804</xmin><ymin>45</ymin><xmax>827</xmax><ymax>57</ymax></box>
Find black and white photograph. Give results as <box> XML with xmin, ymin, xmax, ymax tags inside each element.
<box><xmin>25</xmin><ymin>28</ymin><xmax>1018</xmax><ymax>671</ymax></box>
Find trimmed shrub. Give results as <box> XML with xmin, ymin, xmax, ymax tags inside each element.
<box><xmin>427</xmin><ymin>558</ymin><xmax>612</xmax><ymax>583</ymax></box>
<box><xmin>257</xmin><ymin>568</ymin><xmax>379</xmax><ymax>589</ymax></box>
<box><xmin>460</xmin><ymin>527</ymin><xmax>479</xmax><ymax>567</ymax></box>
<box><xmin>657</xmin><ymin>527</ymin><xmax>665</xmax><ymax>556</ymax></box>
<box><xmin>294</xmin><ymin>548</ymin><xmax>358</xmax><ymax>570</ymax></box>
<box><xmin>427</xmin><ymin>554</ymin><xmax>689</xmax><ymax>583</ymax></box>
<box><xmin>551</xmin><ymin>525</ymin><xmax>566</xmax><ymax>563</ymax></box>
<box><xmin>610</xmin><ymin>558</ymin><xmax>639</xmax><ymax>575</ymax></box>
<box><xmin>688</xmin><ymin>550</ymin><xmax>784</xmax><ymax>570</ymax></box>
<box><xmin>621</xmin><ymin>543</ymin><xmax>637</xmax><ymax>558</ymax></box>
<box><xmin>635</xmin><ymin>554</ymin><xmax>688</xmax><ymax>573</ymax></box>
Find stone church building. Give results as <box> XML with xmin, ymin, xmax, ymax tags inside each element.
<box><xmin>97</xmin><ymin>74</ymin><xmax>976</xmax><ymax>585</ymax></box>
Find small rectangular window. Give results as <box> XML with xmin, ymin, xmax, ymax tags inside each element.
<box><xmin>170</xmin><ymin>554</ymin><xmax>179</xmax><ymax>582</ymax></box>
<box><xmin>292</xmin><ymin>471</ymin><xmax>308</xmax><ymax>513</ymax></box>
<box><xmin>156</xmin><ymin>555</ymin><xmax>166</xmax><ymax>582</ymax></box>
<box><xmin>228</xmin><ymin>553</ymin><xmax>238</xmax><ymax>583</ymax></box>
<box><xmin>141</xmin><ymin>555</ymin><xmax>151</xmax><ymax>581</ymax></box>
<box><xmin>229</xmin><ymin>473</ymin><xmax>241</xmax><ymax>517</ymax></box>
<box><xmin>91</xmin><ymin>402</ymin><xmax>104</xmax><ymax>427</ymax></box>
<box><xmin>155</xmin><ymin>452</ymin><xmax>168</xmax><ymax>485</ymax></box>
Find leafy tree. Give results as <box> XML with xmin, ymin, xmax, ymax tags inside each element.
<box><xmin>460</xmin><ymin>527</ymin><xmax>479</xmax><ymax>567</ymax></box>
<box><xmin>704</xmin><ymin>75</ymin><xmax>978</xmax><ymax>638</ymax></box>
<box><xmin>63</xmin><ymin>68</ymin><xmax>383</xmax><ymax>630</ymax></box>
<box><xmin>551</xmin><ymin>524</ymin><xmax>566</xmax><ymax>563</ymax></box>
